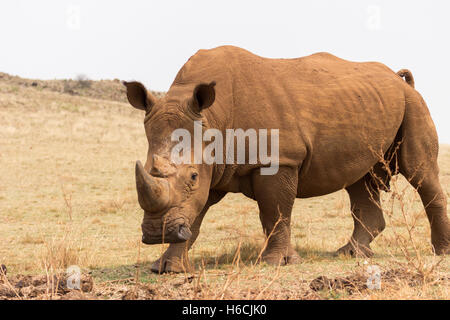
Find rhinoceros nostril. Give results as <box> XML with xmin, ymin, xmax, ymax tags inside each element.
<box><xmin>176</xmin><ymin>224</ymin><xmax>192</xmax><ymax>241</ymax></box>
<box><xmin>149</xmin><ymin>167</ymin><xmax>165</xmax><ymax>177</ymax></box>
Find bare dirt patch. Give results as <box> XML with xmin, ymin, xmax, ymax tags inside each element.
<box><xmin>1</xmin><ymin>265</ymin><xmax>448</xmax><ymax>300</ymax></box>
<box><xmin>0</xmin><ymin>267</ymin><xmax>94</xmax><ymax>300</ymax></box>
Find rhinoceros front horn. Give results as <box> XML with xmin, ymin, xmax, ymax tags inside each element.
<box><xmin>135</xmin><ymin>160</ymin><xmax>170</xmax><ymax>212</ymax></box>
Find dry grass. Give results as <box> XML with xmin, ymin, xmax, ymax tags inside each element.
<box><xmin>0</xmin><ymin>74</ymin><xmax>448</xmax><ymax>299</ymax></box>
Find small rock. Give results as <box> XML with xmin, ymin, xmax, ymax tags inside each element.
<box><xmin>19</xmin><ymin>285</ymin><xmax>45</xmax><ymax>298</ymax></box>
<box><xmin>0</xmin><ymin>284</ymin><xmax>18</xmax><ymax>298</ymax></box>
<box><xmin>310</xmin><ymin>275</ymin><xmax>364</xmax><ymax>294</ymax></box>
<box><xmin>31</xmin><ymin>275</ymin><xmax>47</xmax><ymax>287</ymax></box>
<box><xmin>122</xmin><ymin>289</ymin><xmax>138</xmax><ymax>300</ymax></box>
<box><xmin>310</xmin><ymin>276</ymin><xmax>333</xmax><ymax>291</ymax></box>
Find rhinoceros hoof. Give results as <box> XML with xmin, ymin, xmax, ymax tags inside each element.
<box><xmin>433</xmin><ymin>241</ymin><xmax>449</xmax><ymax>255</ymax></box>
<box><xmin>435</xmin><ymin>247</ymin><xmax>449</xmax><ymax>255</ymax></box>
<box><xmin>261</xmin><ymin>250</ymin><xmax>301</xmax><ymax>266</ymax></box>
<box><xmin>151</xmin><ymin>256</ymin><xmax>192</xmax><ymax>274</ymax></box>
<box><xmin>336</xmin><ymin>242</ymin><xmax>373</xmax><ymax>258</ymax></box>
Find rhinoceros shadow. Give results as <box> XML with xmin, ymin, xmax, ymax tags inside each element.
<box><xmin>190</xmin><ymin>242</ymin><xmax>338</xmax><ymax>269</ymax></box>
<box><xmin>89</xmin><ymin>243</ymin><xmax>335</xmax><ymax>282</ymax></box>
<box><xmin>190</xmin><ymin>241</ymin><xmax>396</xmax><ymax>269</ymax></box>
<box><xmin>90</xmin><ymin>242</ymin><xmax>396</xmax><ymax>282</ymax></box>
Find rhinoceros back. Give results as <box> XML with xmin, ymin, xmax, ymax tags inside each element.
<box><xmin>173</xmin><ymin>46</ymin><xmax>409</xmax><ymax>197</ymax></box>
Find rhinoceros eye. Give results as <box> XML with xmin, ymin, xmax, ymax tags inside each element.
<box><xmin>191</xmin><ymin>173</ymin><xmax>198</xmax><ymax>181</ymax></box>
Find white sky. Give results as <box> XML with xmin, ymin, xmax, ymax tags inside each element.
<box><xmin>1</xmin><ymin>0</ymin><xmax>449</xmax><ymax>142</ymax></box>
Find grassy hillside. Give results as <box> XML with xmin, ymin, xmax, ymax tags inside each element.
<box><xmin>0</xmin><ymin>73</ymin><xmax>448</xmax><ymax>299</ymax></box>
<box><xmin>0</xmin><ymin>72</ymin><xmax>164</xmax><ymax>104</ymax></box>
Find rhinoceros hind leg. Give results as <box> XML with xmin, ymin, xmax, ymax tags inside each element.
<box><xmin>416</xmin><ymin>178</ymin><xmax>450</xmax><ymax>256</ymax></box>
<box><xmin>397</xmin><ymin>96</ymin><xmax>450</xmax><ymax>255</ymax></box>
<box><xmin>399</xmin><ymin>158</ymin><xmax>449</xmax><ymax>255</ymax></box>
<box><xmin>336</xmin><ymin>176</ymin><xmax>385</xmax><ymax>258</ymax></box>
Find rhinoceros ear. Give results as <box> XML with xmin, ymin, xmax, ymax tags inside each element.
<box><xmin>190</xmin><ymin>81</ymin><xmax>216</xmax><ymax>113</ymax></box>
<box><xmin>123</xmin><ymin>81</ymin><xmax>156</xmax><ymax>111</ymax></box>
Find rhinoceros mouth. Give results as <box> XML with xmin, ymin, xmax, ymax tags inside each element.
<box><xmin>142</xmin><ymin>223</ymin><xmax>192</xmax><ymax>244</ymax></box>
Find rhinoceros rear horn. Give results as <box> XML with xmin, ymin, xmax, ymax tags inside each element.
<box><xmin>135</xmin><ymin>160</ymin><xmax>170</xmax><ymax>212</ymax></box>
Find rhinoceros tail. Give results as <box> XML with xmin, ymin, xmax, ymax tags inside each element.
<box><xmin>397</xmin><ymin>69</ymin><xmax>415</xmax><ymax>88</ymax></box>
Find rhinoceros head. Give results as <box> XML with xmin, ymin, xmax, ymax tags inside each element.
<box><xmin>123</xmin><ymin>80</ymin><xmax>216</xmax><ymax>244</ymax></box>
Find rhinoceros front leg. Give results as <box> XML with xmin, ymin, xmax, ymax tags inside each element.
<box><xmin>336</xmin><ymin>177</ymin><xmax>385</xmax><ymax>257</ymax></box>
<box><xmin>252</xmin><ymin>166</ymin><xmax>300</xmax><ymax>265</ymax></box>
<box><xmin>151</xmin><ymin>191</ymin><xmax>226</xmax><ymax>274</ymax></box>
